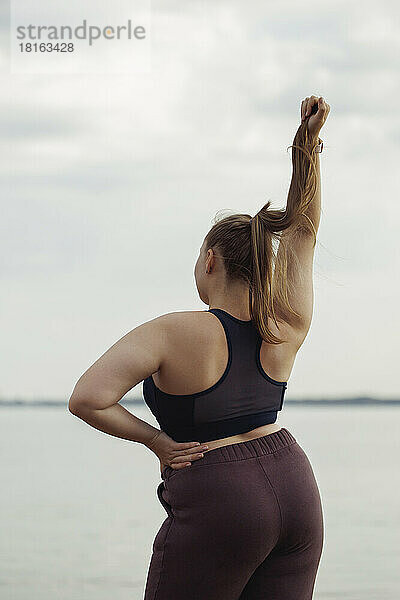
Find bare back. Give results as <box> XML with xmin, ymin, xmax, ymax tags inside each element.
<box><xmin>150</xmin><ymin>310</ymin><xmax>300</xmax><ymax>452</ymax></box>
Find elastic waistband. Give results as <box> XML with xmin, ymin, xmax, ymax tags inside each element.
<box><xmin>198</xmin><ymin>427</ymin><xmax>297</xmax><ymax>466</ymax></box>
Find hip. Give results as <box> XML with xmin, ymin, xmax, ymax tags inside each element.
<box><xmin>158</xmin><ymin>427</ymin><xmax>323</xmax><ymax>539</ymax></box>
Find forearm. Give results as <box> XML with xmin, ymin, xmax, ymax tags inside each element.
<box><xmin>69</xmin><ymin>401</ymin><xmax>161</xmax><ymax>448</ymax></box>
<box><xmin>286</xmin><ymin>125</ymin><xmax>322</xmax><ymax>238</ymax></box>
<box><xmin>303</xmin><ymin>150</ymin><xmax>321</xmax><ymax>234</ymax></box>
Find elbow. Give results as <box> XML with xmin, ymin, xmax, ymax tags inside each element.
<box><xmin>68</xmin><ymin>376</ymin><xmax>96</xmax><ymax>414</ymax></box>
<box><xmin>68</xmin><ymin>376</ymin><xmax>117</xmax><ymax>413</ymax></box>
<box><xmin>68</xmin><ymin>388</ymin><xmax>112</xmax><ymax>414</ymax></box>
<box><xmin>68</xmin><ymin>394</ymin><xmax>84</xmax><ymax>415</ymax></box>
<box><xmin>68</xmin><ymin>383</ymin><xmax>92</xmax><ymax>415</ymax></box>
<box><xmin>68</xmin><ymin>394</ymin><xmax>97</xmax><ymax>416</ymax></box>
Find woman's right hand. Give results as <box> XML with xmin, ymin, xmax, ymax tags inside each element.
<box><xmin>147</xmin><ymin>430</ymin><xmax>209</xmax><ymax>472</ymax></box>
<box><xmin>301</xmin><ymin>95</ymin><xmax>330</xmax><ymax>140</ymax></box>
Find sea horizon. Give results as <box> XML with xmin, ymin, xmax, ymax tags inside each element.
<box><xmin>1</xmin><ymin>396</ymin><xmax>399</xmax><ymax>407</ymax></box>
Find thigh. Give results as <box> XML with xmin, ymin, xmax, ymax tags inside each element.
<box><xmin>238</xmin><ymin>539</ymin><xmax>323</xmax><ymax>600</ymax></box>
<box><xmin>144</xmin><ymin>459</ymin><xmax>281</xmax><ymax>600</ymax></box>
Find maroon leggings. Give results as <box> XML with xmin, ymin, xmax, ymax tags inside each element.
<box><xmin>144</xmin><ymin>428</ymin><xmax>324</xmax><ymax>600</ymax></box>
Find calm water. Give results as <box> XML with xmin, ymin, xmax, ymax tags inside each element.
<box><xmin>1</xmin><ymin>404</ymin><xmax>399</xmax><ymax>600</ymax></box>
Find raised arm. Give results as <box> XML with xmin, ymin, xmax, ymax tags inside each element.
<box><xmin>274</xmin><ymin>96</ymin><xmax>330</xmax><ymax>346</ymax></box>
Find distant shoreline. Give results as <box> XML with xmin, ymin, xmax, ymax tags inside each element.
<box><xmin>1</xmin><ymin>397</ymin><xmax>399</xmax><ymax>407</ymax></box>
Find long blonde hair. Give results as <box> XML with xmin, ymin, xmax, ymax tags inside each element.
<box><xmin>205</xmin><ymin>121</ymin><xmax>320</xmax><ymax>344</ymax></box>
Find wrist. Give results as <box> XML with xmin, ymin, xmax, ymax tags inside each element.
<box><xmin>306</xmin><ymin>133</ymin><xmax>323</xmax><ymax>152</ymax></box>
<box><xmin>145</xmin><ymin>428</ymin><xmax>163</xmax><ymax>450</ymax></box>
<box><xmin>314</xmin><ymin>137</ymin><xmax>323</xmax><ymax>153</ymax></box>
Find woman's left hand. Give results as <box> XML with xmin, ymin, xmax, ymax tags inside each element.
<box><xmin>301</xmin><ymin>95</ymin><xmax>330</xmax><ymax>140</ymax></box>
<box><xmin>147</xmin><ymin>430</ymin><xmax>208</xmax><ymax>473</ymax></box>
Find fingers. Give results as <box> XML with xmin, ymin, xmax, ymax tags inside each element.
<box><xmin>306</xmin><ymin>95</ymin><xmax>319</xmax><ymax>118</ymax></box>
<box><xmin>166</xmin><ymin>440</ymin><xmax>209</xmax><ymax>469</ymax></box>
<box><xmin>178</xmin><ymin>441</ymin><xmax>202</xmax><ymax>449</ymax></box>
<box><xmin>316</xmin><ymin>97</ymin><xmax>330</xmax><ymax>123</ymax></box>
<box><xmin>301</xmin><ymin>95</ymin><xmax>321</xmax><ymax>120</ymax></box>
<box><xmin>171</xmin><ymin>461</ymin><xmax>192</xmax><ymax>470</ymax></box>
<box><xmin>174</xmin><ymin>442</ymin><xmax>209</xmax><ymax>455</ymax></box>
<box><xmin>170</xmin><ymin>452</ymin><xmax>206</xmax><ymax>469</ymax></box>
<box><xmin>301</xmin><ymin>97</ymin><xmax>309</xmax><ymax>120</ymax></box>
<box><xmin>321</xmin><ymin>97</ymin><xmax>330</xmax><ymax>116</ymax></box>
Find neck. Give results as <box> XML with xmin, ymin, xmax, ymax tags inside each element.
<box><xmin>208</xmin><ymin>288</ymin><xmax>251</xmax><ymax>321</ymax></box>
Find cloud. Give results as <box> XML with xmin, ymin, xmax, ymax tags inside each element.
<box><xmin>1</xmin><ymin>0</ymin><xmax>399</xmax><ymax>399</ymax></box>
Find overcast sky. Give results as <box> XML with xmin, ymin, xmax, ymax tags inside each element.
<box><xmin>1</xmin><ymin>0</ymin><xmax>399</xmax><ymax>401</ymax></box>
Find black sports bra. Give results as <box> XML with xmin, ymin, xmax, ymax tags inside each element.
<box><xmin>142</xmin><ymin>308</ymin><xmax>288</xmax><ymax>443</ymax></box>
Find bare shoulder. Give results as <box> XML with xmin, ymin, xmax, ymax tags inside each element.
<box><xmin>156</xmin><ymin>309</ymin><xmax>213</xmax><ymax>326</ymax></box>
<box><xmin>155</xmin><ymin>309</ymin><xmax>206</xmax><ymax>323</ymax></box>
<box><xmin>153</xmin><ymin>310</ymin><xmax>301</xmax><ymax>383</ymax></box>
<box><xmin>151</xmin><ymin>310</ymin><xmax>220</xmax><ymax>344</ymax></box>
<box><xmin>154</xmin><ymin>310</ymin><xmax>305</xmax><ymax>351</ymax></box>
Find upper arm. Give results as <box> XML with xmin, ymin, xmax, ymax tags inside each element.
<box><xmin>68</xmin><ymin>314</ymin><xmax>170</xmax><ymax>411</ymax></box>
<box><xmin>274</xmin><ymin>224</ymin><xmax>316</xmax><ymax>346</ymax></box>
